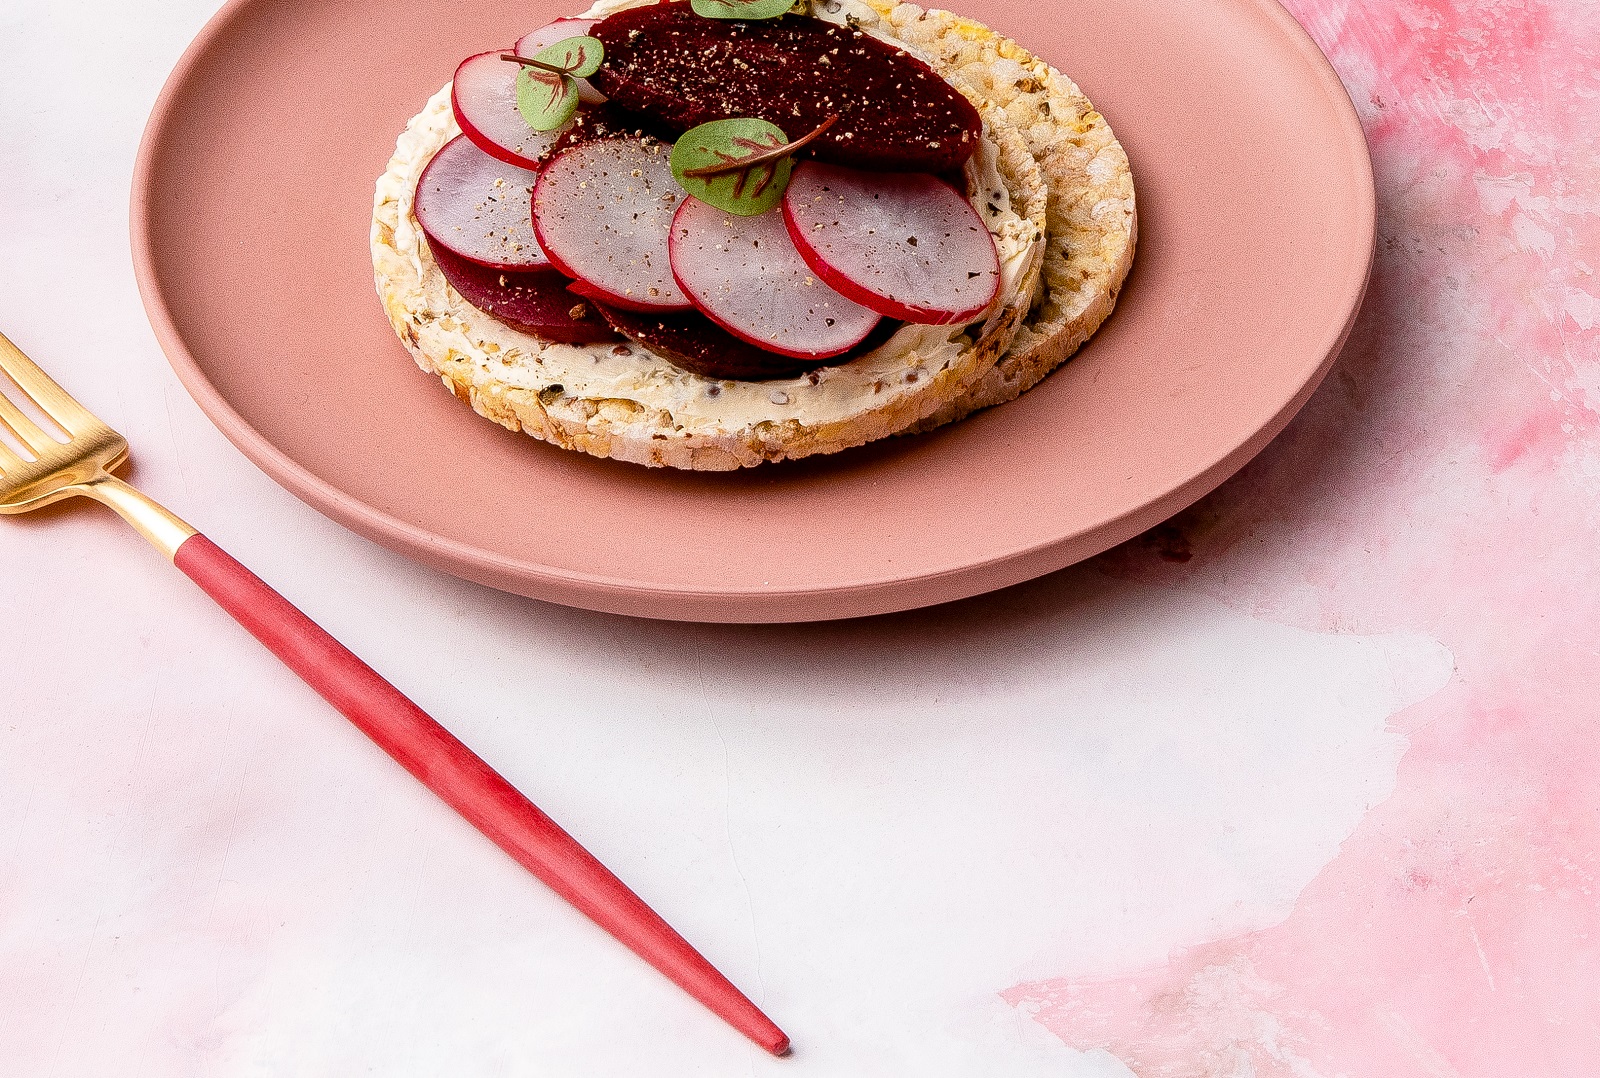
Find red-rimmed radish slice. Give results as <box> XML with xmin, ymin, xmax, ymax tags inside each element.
<box><xmin>429</xmin><ymin>243</ymin><xmax>615</xmax><ymax>344</ymax></box>
<box><xmin>669</xmin><ymin>198</ymin><xmax>880</xmax><ymax>360</ymax></box>
<box><xmin>782</xmin><ymin>161</ymin><xmax>1000</xmax><ymax>325</ymax></box>
<box><xmin>414</xmin><ymin>134</ymin><xmax>549</xmax><ymax>271</ymax></box>
<box><xmin>516</xmin><ymin>18</ymin><xmax>606</xmax><ymax>104</ymax></box>
<box><xmin>531</xmin><ymin>138</ymin><xmax>692</xmax><ymax>312</ymax></box>
<box><xmin>451</xmin><ymin>50</ymin><xmax>566</xmax><ymax>169</ymax></box>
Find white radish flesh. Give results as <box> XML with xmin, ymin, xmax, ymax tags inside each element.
<box><xmin>669</xmin><ymin>198</ymin><xmax>880</xmax><ymax>359</ymax></box>
<box><xmin>516</xmin><ymin>18</ymin><xmax>607</xmax><ymax>104</ymax></box>
<box><xmin>782</xmin><ymin>161</ymin><xmax>1000</xmax><ymax>325</ymax></box>
<box><xmin>531</xmin><ymin>139</ymin><xmax>691</xmax><ymax>312</ymax></box>
<box><xmin>414</xmin><ymin>134</ymin><xmax>550</xmax><ymax>270</ymax></box>
<box><xmin>451</xmin><ymin>50</ymin><xmax>564</xmax><ymax>170</ymax></box>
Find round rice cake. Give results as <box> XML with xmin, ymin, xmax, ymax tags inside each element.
<box><xmin>371</xmin><ymin>78</ymin><xmax>1047</xmax><ymax>470</ymax></box>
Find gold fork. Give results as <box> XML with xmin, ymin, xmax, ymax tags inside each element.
<box><xmin>0</xmin><ymin>329</ymin><xmax>788</xmax><ymax>1055</ymax></box>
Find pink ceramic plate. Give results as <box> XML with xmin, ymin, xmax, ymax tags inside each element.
<box><xmin>131</xmin><ymin>0</ymin><xmax>1373</xmax><ymax>623</ymax></box>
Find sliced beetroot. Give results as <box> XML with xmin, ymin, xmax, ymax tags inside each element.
<box><xmin>782</xmin><ymin>161</ymin><xmax>1000</xmax><ymax>325</ymax></box>
<box><xmin>669</xmin><ymin>197</ymin><xmax>880</xmax><ymax>359</ymax></box>
<box><xmin>597</xmin><ymin>303</ymin><xmax>900</xmax><ymax>380</ymax></box>
<box><xmin>590</xmin><ymin>5</ymin><xmax>982</xmax><ymax>172</ymax></box>
<box><xmin>594</xmin><ymin>304</ymin><xmax>827</xmax><ymax>381</ymax></box>
<box><xmin>414</xmin><ymin>134</ymin><xmax>549</xmax><ymax>271</ymax></box>
<box><xmin>429</xmin><ymin>244</ymin><xmax>616</xmax><ymax>344</ymax></box>
<box><xmin>516</xmin><ymin>18</ymin><xmax>607</xmax><ymax>104</ymax></box>
<box><xmin>452</xmin><ymin>50</ymin><xmax>567</xmax><ymax>169</ymax></box>
<box><xmin>530</xmin><ymin>138</ymin><xmax>692</xmax><ymax>312</ymax></box>
<box><xmin>547</xmin><ymin>103</ymin><xmax>665</xmax><ymax>158</ymax></box>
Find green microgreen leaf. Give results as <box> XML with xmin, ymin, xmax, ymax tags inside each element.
<box><xmin>669</xmin><ymin>116</ymin><xmax>836</xmax><ymax>216</ymax></box>
<box><xmin>690</xmin><ymin>0</ymin><xmax>797</xmax><ymax>19</ymax></box>
<box><xmin>532</xmin><ymin>34</ymin><xmax>603</xmax><ymax>79</ymax></box>
<box><xmin>504</xmin><ymin>36</ymin><xmax>602</xmax><ymax>132</ymax></box>
<box><xmin>515</xmin><ymin>65</ymin><xmax>579</xmax><ymax>131</ymax></box>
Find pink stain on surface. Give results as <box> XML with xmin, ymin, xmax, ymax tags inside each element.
<box><xmin>1015</xmin><ymin>0</ymin><xmax>1600</xmax><ymax>1074</ymax></box>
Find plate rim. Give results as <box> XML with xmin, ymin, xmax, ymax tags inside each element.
<box><xmin>129</xmin><ymin>0</ymin><xmax>1375</xmax><ymax>623</ymax></box>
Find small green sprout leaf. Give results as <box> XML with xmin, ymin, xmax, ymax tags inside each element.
<box><xmin>533</xmin><ymin>34</ymin><xmax>604</xmax><ymax>78</ymax></box>
<box><xmin>670</xmin><ymin>115</ymin><xmax>836</xmax><ymax>216</ymax></box>
<box><xmin>515</xmin><ymin>65</ymin><xmax>579</xmax><ymax>131</ymax></box>
<box><xmin>504</xmin><ymin>36</ymin><xmax>603</xmax><ymax>132</ymax></box>
<box><xmin>690</xmin><ymin>0</ymin><xmax>798</xmax><ymax>20</ymax></box>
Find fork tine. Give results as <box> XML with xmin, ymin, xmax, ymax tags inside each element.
<box><xmin>0</xmin><ymin>434</ymin><xmax>23</xmax><ymax>476</ymax></box>
<box><xmin>0</xmin><ymin>330</ymin><xmax>102</xmax><ymax>437</ymax></box>
<box><xmin>0</xmin><ymin>382</ymin><xmax>58</xmax><ymax>453</ymax></box>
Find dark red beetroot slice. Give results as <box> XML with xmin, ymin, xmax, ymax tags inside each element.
<box><xmin>595</xmin><ymin>303</ymin><xmax>901</xmax><ymax>381</ymax></box>
<box><xmin>452</xmin><ymin>51</ymin><xmax>567</xmax><ymax>170</ymax></box>
<box><xmin>782</xmin><ymin>161</ymin><xmax>1000</xmax><ymax>324</ymax></box>
<box><xmin>590</xmin><ymin>4</ymin><xmax>981</xmax><ymax>172</ymax></box>
<box><xmin>594</xmin><ymin>304</ymin><xmax>828</xmax><ymax>381</ymax></box>
<box><xmin>414</xmin><ymin>135</ymin><xmax>549</xmax><ymax>271</ymax></box>
<box><xmin>430</xmin><ymin>243</ymin><xmax>616</xmax><ymax>344</ymax></box>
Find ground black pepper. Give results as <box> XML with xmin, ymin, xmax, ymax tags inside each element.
<box><xmin>590</xmin><ymin>4</ymin><xmax>981</xmax><ymax>173</ymax></box>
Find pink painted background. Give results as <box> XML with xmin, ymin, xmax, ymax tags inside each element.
<box><xmin>4</xmin><ymin>0</ymin><xmax>1598</xmax><ymax>1073</ymax></box>
<box><xmin>1015</xmin><ymin>0</ymin><xmax>1600</xmax><ymax>1072</ymax></box>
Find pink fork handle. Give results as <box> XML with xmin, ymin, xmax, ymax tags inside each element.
<box><xmin>171</xmin><ymin>533</ymin><xmax>788</xmax><ymax>1055</ymax></box>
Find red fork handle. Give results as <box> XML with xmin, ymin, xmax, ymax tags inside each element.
<box><xmin>172</xmin><ymin>533</ymin><xmax>788</xmax><ymax>1055</ymax></box>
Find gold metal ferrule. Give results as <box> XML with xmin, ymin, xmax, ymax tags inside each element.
<box><xmin>78</xmin><ymin>474</ymin><xmax>198</xmax><ymax>560</ymax></box>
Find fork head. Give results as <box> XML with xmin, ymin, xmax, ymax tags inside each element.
<box><xmin>0</xmin><ymin>331</ymin><xmax>129</xmax><ymax>513</ymax></box>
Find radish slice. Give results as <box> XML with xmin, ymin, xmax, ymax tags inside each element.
<box><xmin>782</xmin><ymin>161</ymin><xmax>1000</xmax><ymax>325</ymax></box>
<box><xmin>430</xmin><ymin>243</ymin><xmax>615</xmax><ymax>344</ymax></box>
<box><xmin>531</xmin><ymin>139</ymin><xmax>692</xmax><ymax>312</ymax></box>
<box><xmin>414</xmin><ymin>134</ymin><xmax>549</xmax><ymax>271</ymax></box>
<box><xmin>516</xmin><ymin>18</ymin><xmax>607</xmax><ymax>104</ymax></box>
<box><xmin>669</xmin><ymin>198</ymin><xmax>880</xmax><ymax>360</ymax></box>
<box><xmin>452</xmin><ymin>50</ymin><xmax>566</xmax><ymax>170</ymax></box>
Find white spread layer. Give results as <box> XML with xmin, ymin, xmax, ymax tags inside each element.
<box><xmin>375</xmin><ymin>12</ymin><xmax>1039</xmax><ymax>430</ymax></box>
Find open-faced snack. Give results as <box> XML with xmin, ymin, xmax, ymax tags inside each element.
<box><xmin>371</xmin><ymin>0</ymin><xmax>1134</xmax><ymax>470</ymax></box>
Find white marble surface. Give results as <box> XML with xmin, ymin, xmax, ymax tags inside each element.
<box><xmin>1</xmin><ymin>3</ymin><xmax>1451</xmax><ymax>1075</ymax></box>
